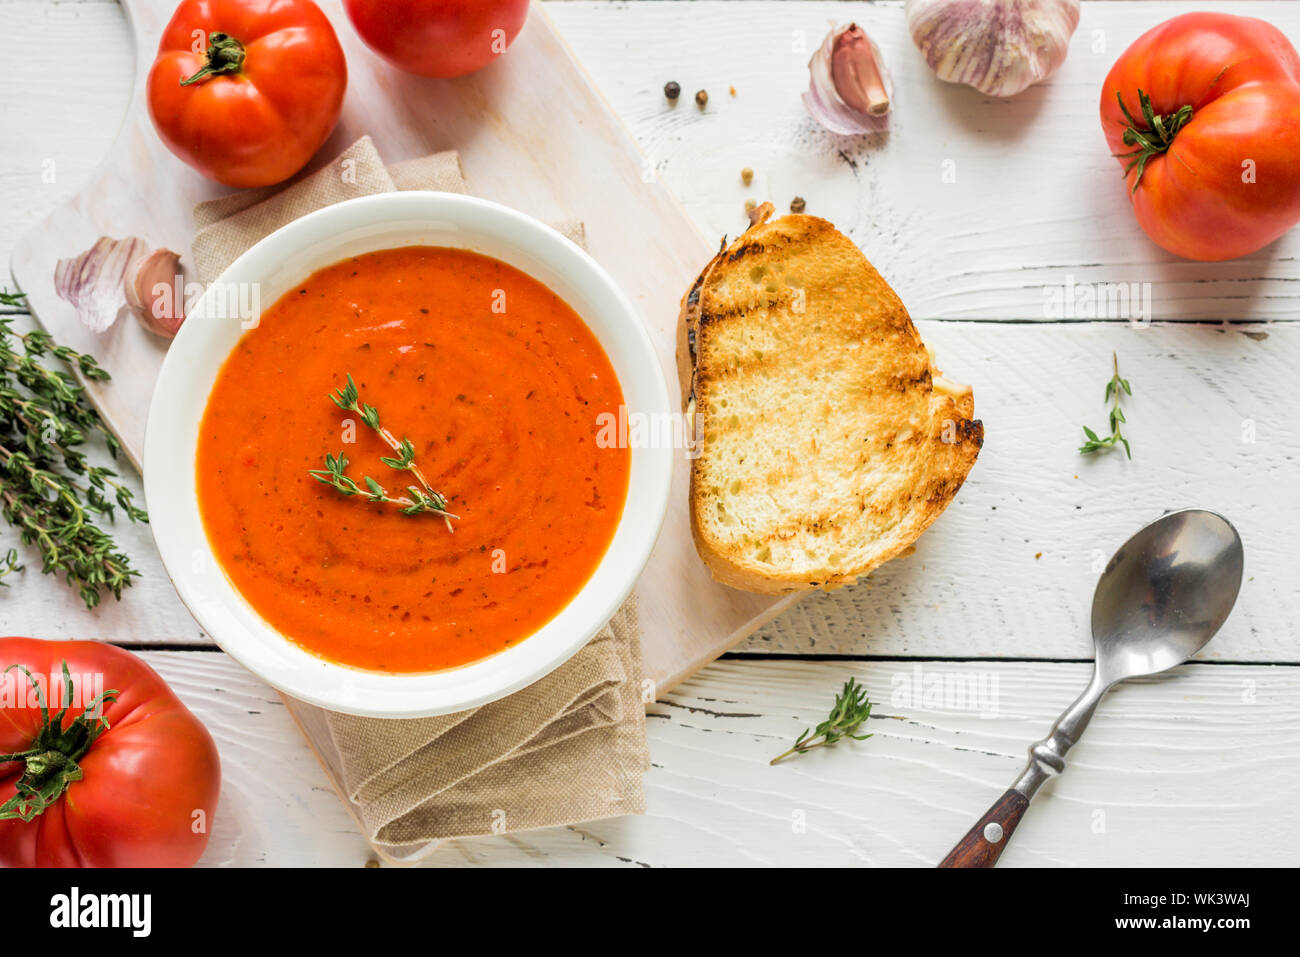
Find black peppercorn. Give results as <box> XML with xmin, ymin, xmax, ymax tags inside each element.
<box><xmin>664</xmin><ymin>81</ymin><xmax>681</xmax><ymax>101</ymax></box>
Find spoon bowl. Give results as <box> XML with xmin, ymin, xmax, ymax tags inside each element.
<box><xmin>1091</xmin><ymin>509</ymin><xmax>1244</xmax><ymax>684</ymax></box>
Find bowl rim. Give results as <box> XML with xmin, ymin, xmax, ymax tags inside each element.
<box><xmin>144</xmin><ymin>191</ymin><xmax>672</xmax><ymax>717</ymax></box>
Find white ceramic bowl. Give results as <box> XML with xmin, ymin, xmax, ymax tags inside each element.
<box><xmin>145</xmin><ymin>192</ymin><xmax>672</xmax><ymax>717</ymax></box>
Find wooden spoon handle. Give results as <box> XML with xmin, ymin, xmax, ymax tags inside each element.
<box><xmin>938</xmin><ymin>788</ymin><xmax>1029</xmax><ymax>868</ymax></box>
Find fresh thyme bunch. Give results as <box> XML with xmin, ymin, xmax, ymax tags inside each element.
<box><xmin>0</xmin><ymin>292</ymin><xmax>147</xmax><ymax>608</ymax></box>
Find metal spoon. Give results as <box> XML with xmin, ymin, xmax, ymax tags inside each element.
<box><xmin>939</xmin><ymin>508</ymin><xmax>1244</xmax><ymax>868</ymax></box>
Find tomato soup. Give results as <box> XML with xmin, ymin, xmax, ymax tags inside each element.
<box><xmin>196</xmin><ymin>247</ymin><xmax>630</xmax><ymax>673</ymax></box>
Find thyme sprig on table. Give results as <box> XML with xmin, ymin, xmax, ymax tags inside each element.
<box><xmin>771</xmin><ymin>677</ymin><xmax>875</xmax><ymax>765</ymax></box>
<box><xmin>309</xmin><ymin>374</ymin><xmax>457</xmax><ymax>530</ymax></box>
<box><xmin>1079</xmin><ymin>352</ymin><xmax>1133</xmax><ymax>459</ymax></box>
<box><xmin>0</xmin><ymin>291</ymin><xmax>147</xmax><ymax>608</ymax></box>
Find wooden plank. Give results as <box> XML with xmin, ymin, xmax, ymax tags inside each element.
<box><xmin>148</xmin><ymin>650</ymin><xmax>1299</xmax><ymax>866</ymax></box>
<box><xmin>636</xmin><ymin>657</ymin><xmax>1300</xmax><ymax>868</ymax></box>
<box><xmin>552</xmin><ymin>0</ymin><xmax>1300</xmax><ymax>321</ymax></box>
<box><xmin>4</xmin><ymin>320</ymin><xmax>1296</xmax><ymax>663</ymax></box>
<box><xmin>752</xmin><ymin>320</ymin><xmax>1300</xmax><ymax>663</ymax></box>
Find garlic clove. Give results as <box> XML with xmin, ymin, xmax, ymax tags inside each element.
<box><xmin>124</xmin><ymin>248</ymin><xmax>186</xmax><ymax>339</ymax></box>
<box><xmin>53</xmin><ymin>236</ymin><xmax>149</xmax><ymax>333</ymax></box>
<box><xmin>831</xmin><ymin>26</ymin><xmax>891</xmax><ymax>117</ymax></box>
<box><xmin>905</xmin><ymin>0</ymin><xmax>1080</xmax><ymax>98</ymax></box>
<box><xmin>804</xmin><ymin>23</ymin><xmax>894</xmax><ymax>136</ymax></box>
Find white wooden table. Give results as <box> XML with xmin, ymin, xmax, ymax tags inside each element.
<box><xmin>1</xmin><ymin>0</ymin><xmax>1298</xmax><ymax>866</ymax></box>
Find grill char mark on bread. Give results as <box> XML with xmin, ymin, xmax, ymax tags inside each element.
<box><xmin>677</xmin><ymin>213</ymin><xmax>983</xmax><ymax>594</ymax></box>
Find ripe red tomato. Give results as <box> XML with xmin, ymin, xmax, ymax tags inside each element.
<box><xmin>0</xmin><ymin>639</ymin><xmax>221</xmax><ymax>867</ymax></box>
<box><xmin>147</xmin><ymin>0</ymin><xmax>348</xmax><ymax>188</ymax></box>
<box><xmin>1100</xmin><ymin>12</ymin><xmax>1300</xmax><ymax>261</ymax></box>
<box><xmin>343</xmin><ymin>0</ymin><xmax>531</xmax><ymax>78</ymax></box>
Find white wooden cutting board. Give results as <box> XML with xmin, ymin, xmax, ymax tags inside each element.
<box><xmin>8</xmin><ymin>0</ymin><xmax>798</xmax><ymax>694</ymax></box>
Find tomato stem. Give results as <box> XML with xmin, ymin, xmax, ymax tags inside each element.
<box><xmin>0</xmin><ymin>662</ymin><xmax>119</xmax><ymax>822</ymax></box>
<box><xmin>180</xmin><ymin>32</ymin><xmax>246</xmax><ymax>86</ymax></box>
<box><xmin>1114</xmin><ymin>89</ymin><xmax>1194</xmax><ymax>193</ymax></box>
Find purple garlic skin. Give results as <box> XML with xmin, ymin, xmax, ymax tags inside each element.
<box><xmin>54</xmin><ymin>236</ymin><xmax>148</xmax><ymax>333</ymax></box>
<box><xmin>804</xmin><ymin>23</ymin><xmax>894</xmax><ymax>135</ymax></box>
<box><xmin>53</xmin><ymin>236</ymin><xmax>185</xmax><ymax>338</ymax></box>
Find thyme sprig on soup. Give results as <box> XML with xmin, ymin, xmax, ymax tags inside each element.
<box><xmin>196</xmin><ymin>247</ymin><xmax>630</xmax><ymax>673</ymax></box>
<box><xmin>308</xmin><ymin>373</ymin><xmax>458</xmax><ymax>529</ymax></box>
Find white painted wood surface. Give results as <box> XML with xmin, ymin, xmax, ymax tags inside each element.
<box><xmin>148</xmin><ymin>651</ymin><xmax>1299</xmax><ymax>867</ymax></box>
<box><xmin>557</xmin><ymin>0</ymin><xmax>1300</xmax><ymax>322</ymax></box>
<box><xmin>1</xmin><ymin>0</ymin><xmax>1298</xmax><ymax>866</ymax></box>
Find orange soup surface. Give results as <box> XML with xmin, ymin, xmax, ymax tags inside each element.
<box><xmin>196</xmin><ymin>247</ymin><xmax>630</xmax><ymax>673</ymax></box>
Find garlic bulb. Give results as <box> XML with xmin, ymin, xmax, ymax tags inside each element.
<box><xmin>804</xmin><ymin>23</ymin><xmax>893</xmax><ymax>135</ymax></box>
<box><xmin>905</xmin><ymin>0</ymin><xmax>1080</xmax><ymax>98</ymax></box>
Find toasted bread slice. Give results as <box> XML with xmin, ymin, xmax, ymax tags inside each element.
<box><xmin>679</xmin><ymin>212</ymin><xmax>982</xmax><ymax>594</ymax></box>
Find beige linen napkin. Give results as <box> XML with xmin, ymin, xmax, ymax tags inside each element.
<box><xmin>193</xmin><ymin>137</ymin><xmax>649</xmax><ymax>847</ymax></box>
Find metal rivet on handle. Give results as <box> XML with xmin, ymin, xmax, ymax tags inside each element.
<box><xmin>983</xmin><ymin>822</ymin><xmax>1004</xmax><ymax>844</ymax></box>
